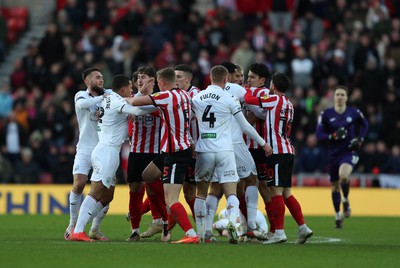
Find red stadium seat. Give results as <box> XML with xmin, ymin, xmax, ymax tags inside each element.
<box><xmin>0</xmin><ymin>7</ymin><xmax>10</xmax><ymax>19</ymax></box>
<box><xmin>9</xmin><ymin>6</ymin><xmax>29</xmax><ymax>19</ymax></box>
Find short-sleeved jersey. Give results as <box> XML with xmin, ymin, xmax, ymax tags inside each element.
<box><xmin>130</xmin><ymin>94</ymin><xmax>161</xmax><ymax>154</ymax></box>
<box><xmin>150</xmin><ymin>89</ymin><xmax>191</xmax><ymax>153</ymax></box>
<box><xmin>243</xmin><ymin>86</ymin><xmax>269</xmax><ymax>149</ymax></box>
<box><xmin>97</xmin><ymin>92</ymin><xmax>129</xmax><ymax>147</ymax></box>
<box><xmin>187</xmin><ymin>86</ymin><xmax>201</xmax><ymax>143</ymax></box>
<box><xmin>192</xmin><ymin>85</ymin><xmax>242</xmax><ymax>152</ymax></box>
<box><xmin>225</xmin><ymin>82</ymin><xmax>247</xmax><ymax>144</ymax></box>
<box><xmin>316</xmin><ymin>107</ymin><xmax>369</xmax><ymax>159</ymax></box>
<box><xmin>74</xmin><ymin>90</ymin><xmax>100</xmax><ymax>149</ymax></box>
<box><xmin>260</xmin><ymin>94</ymin><xmax>295</xmax><ymax>155</ymax></box>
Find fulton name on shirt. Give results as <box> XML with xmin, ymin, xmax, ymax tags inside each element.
<box><xmin>200</xmin><ymin>93</ymin><xmax>220</xmax><ymax>101</ymax></box>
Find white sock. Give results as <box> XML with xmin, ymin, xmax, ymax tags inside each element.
<box><xmin>245</xmin><ymin>186</ymin><xmax>258</xmax><ymax>230</ymax></box>
<box><xmin>152</xmin><ymin>218</ymin><xmax>162</xmax><ymax>224</ymax></box>
<box><xmin>205</xmin><ymin>195</ymin><xmax>219</xmax><ymax>234</ymax></box>
<box><xmin>74</xmin><ymin>195</ymin><xmax>97</xmax><ymax>233</ymax></box>
<box><xmin>69</xmin><ymin>191</ymin><xmax>82</xmax><ymax>227</ymax></box>
<box><xmin>226</xmin><ymin>195</ymin><xmax>240</xmax><ymax>225</ymax></box>
<box><xmin>185</xmin><ymin>228</ymin><xmax>197</xmax><ymax>237</ymax></box>
<box><xmin>90</xmin><ymin>204</ymin><xmax>109</xmax><ymax>231</ymax></box>
<box><xmin>194</xmin><ymin>197</ymin><xmax>206</xmax><ymax>239</ymax></box>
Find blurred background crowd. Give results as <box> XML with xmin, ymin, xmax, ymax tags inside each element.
<box><xmin>1</xmin><ymin>0</ymin><xmax>400</xmax><ymax>184</ymax></box>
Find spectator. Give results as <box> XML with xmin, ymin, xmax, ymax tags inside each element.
<box><xmin>14</xmin><ymin>147</ymin><xmax>41</xmax><ymax>184</ymax></box>
<box><xmin>380</xmin><ymin>145</ymin><xmax>400</xmax><ymax>174</ymax></box>
<box><xmin>298</xmin><ymin>134</ymin><xmax>326</xmax><ymax>173</ymax></box>
<box><xmin>0</xmin><ymin>152</ymin><xmax>13</xmax><ymax>183</ymax></box>
<box><xmin>0</xmin><ymin>84</ymin><xmax>13</xmax><ymax>119</ymax></box>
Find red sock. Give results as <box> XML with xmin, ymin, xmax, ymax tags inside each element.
<box><xmin>169</xmin><ymin>202</ymin><xmax>193</xmax><ymax>233</ymax></box>
<box><xmin>141</xmin><ymin>197</ymin><xmax>151</xmax><ymax>215</ymax></box>
<box><xmin>147</xmin><ymin>179</ymin><xmax>168</xmax><ymax>221</ymax></box>
<box><xmin>185</xmin><ymin>196</ymin><xmax>196</xmax><ymax>220</ymax></box>
<box><xmin>271</xmin><ymin>195</ymin><xmax>285</xmax><ymax>230</ymax></box>
<box><xmin>265</xmin><ymin>201</ymin><xmax>275</xmax><ymax>233</ymax></box>
<box><xmin>129</xmin><ymin>191</ymin><xmax>143</xmax><ymax>229</ymax></box>
<box><xmin>284</xmin><ymin>195</ymin><xmax>305</xmax><ymax>226</ymax></box>
<box><xmin>239</xmin><ymin>193</ymin><xmax>247</xmax><ymax>221</ymax></box>
<box><xmin>167</xmin><ymin>212</ymin><xmax>177</xmax><ymax>231</ymax></box>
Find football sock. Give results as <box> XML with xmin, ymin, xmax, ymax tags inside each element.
<box><xmin>91</xmin><ymin>204</ymin><xmax>109</xmax><ymax>231</ymax></box>
<box><xmin>194</xmin><ymin>197</ymin><xmax>207</xmax><ymax>239</ymax></box>
<box><xmin>332</xmin><ymin>191</ymin><xmax>341</xmax><ymax>213</ymax></box>
<box><xmin>74</xmin><ymin>195</ymin><xmax>98</xmax><ymax>233</ymax></box>
<box><xmin>170</xmin><ymin>202</ymin><xmax>193</xmax><ymax>233</ymax></box>
<box><xmin>205</xmin><ymin>194</ymin><xmax>219</xmax><ymax>234</ymax></box>
<box><xmin>272</xmin><ymin>195</ymin><xmax>285</xmax><ymax>230</ymax></box>
<box><xmin>226</xmin><ymin>194</ymin><xmax>240</xmax><ymax>224</ymax></box>
<box><xmin>265</xmin><ymin>201</ymin><xmax>275</xmax><ymax>232</ymax></box>
<box><xmin>69</xmin><ymin>191</ymin><xmax>82</xmax><ymax>226</ymax></box>
<box><xmin>146</xmin><ymin>179</ymin><xmax>168</xmax><ymax>221</ymax></box>
<box><xmin>284</xmin><ymin>195</ymin><xmax>305</xmax><ymax>226</ymax></box>
<box><xmin>185</xmin><ymin>196</ymin><xmax>196</xmax><ymax>220</ymax></box>
<box><xmin>141</xmin><ymin>197</ymin><xmax>151</xmax><ymax>215</ymax></box>
<box><xmin>341</xmin><ymin>182</ymin><xmax>350</xmax><ymax>199</ymax></box>
<box><xmin>245</xmin><ymin>186</ymin><xmax>258</xmax><ymax>230</ymax></box>
<box><xmin>239</xmin><ymin>193</ymin><xmax>247</xmax><ymax>221</ymax></box>
<box><xmin>167</xmin><ymin>212</ymin><xmax>177</xmax><ymax>231</ymax></box>
<box><xmin>128</xmin><ymin>191</ymin><xmax>143</xmax><ymax>230</ymax></box>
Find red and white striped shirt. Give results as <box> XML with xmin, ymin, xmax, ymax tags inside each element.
<box><xmin>243</xmin><ymin>86</ymin><xmax>269</xmax><ymax>149</ymax></box>
<box><xmin>245</xmin><ymin>92</ymin><xmax>295</xmax><ymax>155</ymax></box>
<box><xmin>129</xmin><ymin>104</ymin><xmax>161</xmax><ymax>154</ymax></box>
<box><xmin>150</xmin><ymin>89</ymin><xmax>191</xmax><ymax>153</ymax></box>
<box><xmin>187</xmin><ymin>86</ymin><xmax>201</xmax><ymax>143</ymax></box>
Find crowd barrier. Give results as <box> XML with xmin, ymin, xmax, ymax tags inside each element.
<box><xmin>1</xmin><ymin>184</ymin><xmax>399</xmax><ymax>216</ymax></box>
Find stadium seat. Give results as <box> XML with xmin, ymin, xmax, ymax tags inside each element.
<box><xmin>9</xmin><ymin>6</ymin><xmax>29</xmax><ymax>20</ymax></box>
<box><xmin>39</xmin><ymin>173</ymin><xmax>53</xmax><ymax>184</ymax></box>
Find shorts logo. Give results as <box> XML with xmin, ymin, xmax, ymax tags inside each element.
<box><xmin>74</xmin><ymin>165</ymin><xmax>79</xmax><ymax>171</ymax></box>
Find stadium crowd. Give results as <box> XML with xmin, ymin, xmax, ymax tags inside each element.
<box><xmin>1</xmin><ymin>0</ymin><xmax>400</xmax><ymax>184</ymax></box>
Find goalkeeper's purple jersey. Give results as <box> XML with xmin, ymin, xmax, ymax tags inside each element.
<box><xmin>316</xmin><ymin>107</ymin><xmax>368</xmax><ymax>159</ymax></box>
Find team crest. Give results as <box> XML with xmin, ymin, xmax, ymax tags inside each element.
<box><xmin>152</xmin><ymin>92</ymin><xmax>160</xmax><ymax>97</ymax></box>
<box><xmin>261</xmin><ymin>94</ymin><xmax>269</xmax><ymax>100</ymax></box>
<box><xmin>346</xmin><ymin>116</ymin><xmax>352</xmax><ymax>123</ymax></box>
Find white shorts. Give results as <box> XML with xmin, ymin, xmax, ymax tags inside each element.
<box><xmin>91</xmin><ymin>144</ymin><xmax>119</xmax><ymax>188</ymax></box>
<box><xmin>72</xmin><ymin>148</ymin><xmax>94</xmax><ymax>175</ymax></box>
<box><xmin>195</xmin><ymin>151</ymin><xmax>239</xmax><ymax>184</ymax></box>
<box><xmin>233</xmin><ymin>143</ymin><xmax>257</xmax><ymax>178</ymax></box>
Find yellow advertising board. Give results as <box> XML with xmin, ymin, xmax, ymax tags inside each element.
<box><xmin>0</xmin><ymin>185</ymin><xmax>399</xmax><ymax>216</ymax></box>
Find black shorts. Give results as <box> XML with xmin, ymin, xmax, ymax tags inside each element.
<box><xmin>152</xmin><ymin>153</ymin><xmax>165</xmax><ymax>173</ymax></box>
<box><xmin>126</xmin><ymin>153</ymin><xmax>159</xmax><ymax>183</ymax></box>
<box><xmin>184</xmin><ymin>157</ymin><xmax>196</xmax><ymax>185</ymax></box>
<box><xmin>162</xmin><ymin>149</ymin><xmax>192</xmax><ymax>185</ymax></box>
<box><xmin>265</xmin><ymin>154</ymin><xmax>294</xmax><ymax>187</ymax></box>
<box><xmin>250</xmin><ymin>149</ymin><xmax>268</xmax><ymax>181</ymax></box>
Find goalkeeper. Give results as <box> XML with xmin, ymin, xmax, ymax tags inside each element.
<box><xmin>316</xmin><ymin>86</ymin><xmax>368</xmax><ymax>229</ymax></box>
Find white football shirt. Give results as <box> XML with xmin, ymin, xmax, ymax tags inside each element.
<box><xmin>224</xmin><ymin>82</ymin><xmax>246</xmax><ymax>144</ymax></box>
<box><xmin>74</xmin><ymin>90</ymin><xmax>102</xmax><ymax>149</ymax></box>
<box><xmin>97</xmin><ymin>92</ymin><xmax>130</xmax><ymax>147</ymax></box>
<box><xmin>192</xmin><ymin>85</ymin><xmax>242</xmax><ymax>152</ymax></box>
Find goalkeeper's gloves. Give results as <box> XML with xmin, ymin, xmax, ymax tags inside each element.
<box><xmin>329</xmin><ymin>127</ymin><xmax>347</xmax><ymax>140</ymax></box>
<box><xmin>349</xmin><ymin>137</ymin><xmax>363</xmax><ymax>151</ymax></box>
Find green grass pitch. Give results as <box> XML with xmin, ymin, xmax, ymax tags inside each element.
<box><xmin>0</xmin><ymin>215</ymin><xmax>399</xmax><ymax>268</ymax></box>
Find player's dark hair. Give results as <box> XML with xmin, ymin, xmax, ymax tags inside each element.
<box><xmin>220</xmin><ymin>62</ymin><xmax>237</xmax><ymax>74</ymax></box>
<box><xmin>174</xmin><ymin>64</ymin><xmax>193</xmax><ymax>77</ymax></box>
<box><xmin>334</xmin><ymin>85</ymin><xmax>348</xmax><ymax>95</ymax></box>
<box><xmin>112</xmin><ymin>74</ymin><xmax>130</xmax><ymax>91</ymax></box>
<box><xmin>82</xmin><ymin>68</ymin><xmax>100</xmax><ymax>81</ymax></box>
<box><xmin>137</xmin><ymin>66</ymin><xmax>156</xmax><ymax>78</ymax></box>
<box><xmin>211</xmin><ymin>65</ymin><xmax>228</xmax><ymax>83</ymax></box>
<box><xmin>271</xmin><ymin>72</ymin><xmax>291</xmax><ymax>93</ymax></box>
<box><xmin>249</xmin><ymin>63</ymin><xmax>270</xmax><ymax>80</ymax></box>
<box><xmin>131</xmin><ymin>71</ymin><xmax>139</xmax><ymax>83</ymax></box>
<box><xmin>157</xmin><ymin>68</ymin><xmax>176</xmax><ymax>83</ymax></box>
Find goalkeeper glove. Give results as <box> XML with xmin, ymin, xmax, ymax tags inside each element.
<box><xmin>349</xmin><ymin>138</ymin><xmax>363</xmax><ymax>151</ymax></box>
<box><xmin>329</xmin><ymin>127</ymin><xmax>348</xmax><ymax>140</ymax></box>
